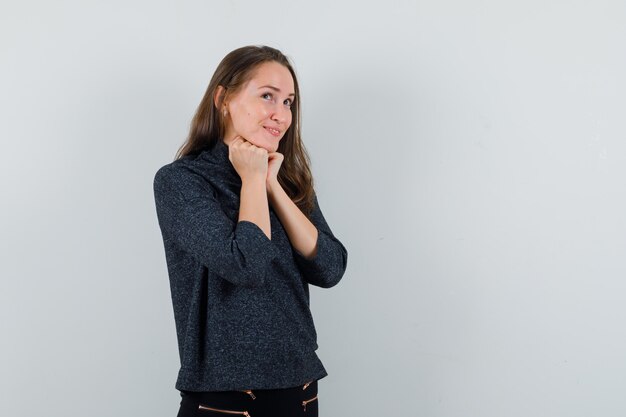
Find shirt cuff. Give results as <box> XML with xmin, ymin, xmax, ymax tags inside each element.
<box><xmin>293</xmin><ymin>229</ymin><xmax>345</xmax><ymax>288</ymax></box>
<box><xmin>235</xmin><ymin>220</ymin><xmax>281</xmax><ymax>266</ymax></box>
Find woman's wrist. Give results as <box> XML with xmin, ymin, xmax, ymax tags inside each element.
<box><xmin>242</xmin><ymin>175</ymin><xmax>267</xmax><ymax>189</ymax></box>
<box><xmin>266</xmin><ymin>177</ymin><xmax>281</xmax><ymax>194</ymax></box>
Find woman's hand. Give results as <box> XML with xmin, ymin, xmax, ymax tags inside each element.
<box><xmin>227</xmin><ymin>136</ymin><xmax>268</xmax><ymax>184</ymax></box>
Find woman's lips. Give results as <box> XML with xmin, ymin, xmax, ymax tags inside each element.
<box><xmin>264</xmin><ymin>126</ymin><xmax>281</xmax><ymax>137</ymax></box>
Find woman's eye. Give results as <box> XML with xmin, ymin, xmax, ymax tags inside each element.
<box><xmin>262</xmin><ymin>93</ymin><xmax>292</xmax><ymax>107</ymax></box>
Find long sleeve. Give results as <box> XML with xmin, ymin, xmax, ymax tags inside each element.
<box><xmin>292</xmin><ymin>192</ymin><xmax>348</xmax><ymax>288</ymax></box>
<box><xmin>153</xmin><ymin>164</ymin><xmax>281</xmax><ymax>288</ymax></box>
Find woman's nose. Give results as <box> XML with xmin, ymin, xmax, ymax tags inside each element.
<box><xmin>270</xmin><ymin>103</ymin><xmax>289</xmax><ymax>123</ymax></box>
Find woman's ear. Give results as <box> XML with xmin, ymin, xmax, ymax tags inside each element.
<box><xmin>214</xmin><ymin>85</ymin><xmax>227</xmax><ymax>110</ymax></box>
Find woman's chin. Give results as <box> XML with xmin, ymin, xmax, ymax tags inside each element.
<box><xmin>249</xmin><ymin>138</ymin><xmax>276</xmax><ymax>153</ymax></box>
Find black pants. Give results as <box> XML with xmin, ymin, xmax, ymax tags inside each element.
<box><xmin>176</xmin><ymin>380</ymin><xmax>319</xmax><ymax>417</ymax></box>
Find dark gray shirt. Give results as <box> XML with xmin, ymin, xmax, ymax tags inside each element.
<box><xmin>153</xmin><ymin>139</ymin><xmax>348</xmax><ymax>392</ymax></box>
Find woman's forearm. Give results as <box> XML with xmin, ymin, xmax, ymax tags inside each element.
<box><xmin>239</xmin><ymin>176</ymin><xmax>271</xmax><ymax>240</ymax></box>
<box><xmin>267</xmin><ymin>179</ymin><xmax>318</xmax><ymax>258</ymax></box>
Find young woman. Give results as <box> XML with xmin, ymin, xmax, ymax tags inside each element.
<box><xmin>153</xmin><ymin>45</ymin><xmax>348</xmax><ymax>417</ymax></box>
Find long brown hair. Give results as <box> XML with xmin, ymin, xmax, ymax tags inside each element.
<box><xmin>175</xmin><ymin>45</ymin><xmax>315</xmax><ymax>216</ymax></box>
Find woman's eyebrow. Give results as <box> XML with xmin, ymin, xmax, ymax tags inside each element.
<box><xmin>258</xmin><ymin>85</ymin><xmax>295</xmax><ymax>97</ymax></box>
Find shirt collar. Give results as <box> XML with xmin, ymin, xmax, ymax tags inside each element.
<box><xmin>199</xmin><ymin>139</ymin><xmax>239</xmax><ymax>179</ymax></box>
<box><xmin>209</xmin><ymin>138</ymin><xmax>230</xmax><ymax>163</ymax></box>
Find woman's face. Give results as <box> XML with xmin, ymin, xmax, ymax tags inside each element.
<box><xmin>220</xmin><ymin>61</ymin><xmax>295</xmax><ymax>153</ymax></box>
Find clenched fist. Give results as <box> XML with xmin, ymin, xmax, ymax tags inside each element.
<box><xmin>227</xmin><ymin>136</ymin><xmax>269</xmax><ymax>183</ymax></box>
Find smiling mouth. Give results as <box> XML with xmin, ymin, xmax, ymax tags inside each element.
<box><xmin>264</xmin><ymin>127</ymin><xmax>281</xmax><ymax>136</ymax></box>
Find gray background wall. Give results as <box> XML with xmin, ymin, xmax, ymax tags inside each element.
<box><xmin>2</xmin><ymin>1</ymin><xmax>625</xmax><ymax>416</ymax></box>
